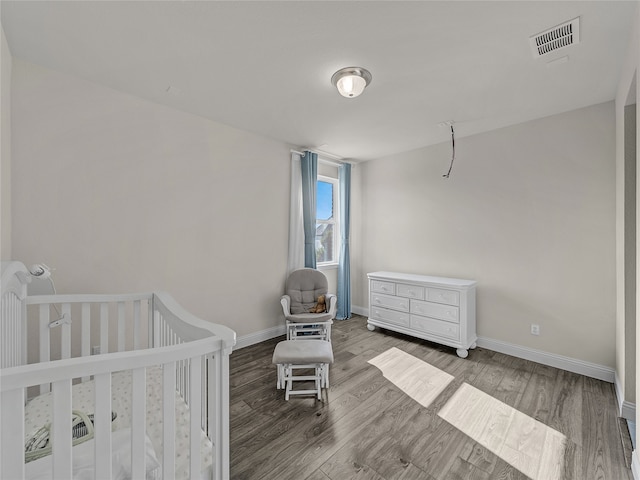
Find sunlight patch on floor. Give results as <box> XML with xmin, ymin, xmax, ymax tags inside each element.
<box><xmin>438</xmin><ymin>383</ymin><xmax>567</xmax><ymax>480</ymax></box>
<box><xmin>367</xmin><ymin>347</ymin><xmax>454</xmax><ymax>408</ymax></box>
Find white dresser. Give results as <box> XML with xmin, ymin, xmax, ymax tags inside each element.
<box><xmin>367</xmin><ymin>271</ymin><xmax>477</xmax><ymax>358</ymax></box>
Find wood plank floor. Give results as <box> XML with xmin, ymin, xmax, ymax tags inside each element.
<box><xmin>229</xmin><ymin>315</ymin><xmax>632</xmax><ymax>480</ymax></box>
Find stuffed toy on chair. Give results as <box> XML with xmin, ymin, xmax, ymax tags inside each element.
<box><xmin>309</xmin><ymin>294</ymin><xmax>327</xmax><ymax>314</ymax></box>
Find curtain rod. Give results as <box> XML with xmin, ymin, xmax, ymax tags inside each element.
<box><xmin>290</xmin><ymin>149</ymin><xmax>350</xmax><ymax>168</ymax></box>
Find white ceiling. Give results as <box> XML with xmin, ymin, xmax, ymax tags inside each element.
<box><xmin>1</xmin><ymin>1</ymin><xmax>637</xmax><ymax>161</ymax></box>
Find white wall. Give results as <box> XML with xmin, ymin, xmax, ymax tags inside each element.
<box><xmin>1</xmin><ymin>25</ymin><xmax>12</xmax><ymax>260</ymax></box>
<box><xmin>613</xmin><ymin>5</ymin><xmax>640</xmax><ymax>478</ymax></box>
<box><xmin>615</xmin><ymin>2</ymin><xmax>639</xmax><ymax>424</ymax></box>
<box><xmin>10</xmin><ymin>60</ymin><xmax>291</xmax><ymax>338</ymax></box>
<box><xmin>355</xmin><ymin>102</ymin><xmax>616</xmax><ymax>367</ymax></box>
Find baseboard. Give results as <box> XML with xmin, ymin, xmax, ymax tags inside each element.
<box><xmin>615</xmin><ymin>371</ymin><xmax>637</xmax><ymax>420</ymax></box>
<box><xmin>354</xmin><ymin>305</ymin><xmax>614</xmax><ymax>382</ymax></box>
<box><xmin>235</xmin><ymin>307</ymin><xmax>615</xmax><ymax>383</ymax></box>
<box><xmin>632</xmin><ymin>450</ymin><xmax>640</xmax><ymax>479</ymax></box>
<box><xmin>234</xmin><ymin>324</ymin><xmax>286</xmax><ymax>350</ymax></box>
<box><xmin>476</xmin><ymin>336</ymin><xmax>615</xmax><ymax>383</ymax></box>
<box><xmin>351</xmin><ymin>304</ymin><xmax>368</xmax><ymax>317</ymax></box>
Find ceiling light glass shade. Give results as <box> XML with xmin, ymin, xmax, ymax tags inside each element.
<box><xmin>331</xmin><ymin>67</ymin><xmax>372</xmax><ymax>98</ymax></box>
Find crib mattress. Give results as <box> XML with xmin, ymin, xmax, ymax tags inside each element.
<box><xmin>24</xmin><ymin>366</ymin><xmax>213</xmax><ymax>480</ymax></box>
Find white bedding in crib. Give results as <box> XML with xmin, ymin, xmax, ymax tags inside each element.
<box><xmin>26</xmin><ymin>428</ymin><xmax>160</xmax><ymax>480</ymax></box>
<box><xmin>24</xmin><ymin>367</ymin><xmax>213</xmax><ymax>480</ymax></box>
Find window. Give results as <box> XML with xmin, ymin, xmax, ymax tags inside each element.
<box><xmin>316</xmin><ymin>175</ymin><xmax>340</xmax><ymax>266</ymax></box>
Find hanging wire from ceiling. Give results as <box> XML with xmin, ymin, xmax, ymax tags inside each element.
<box><xmin>443</xmin><ymin>124</ymin><xmax>456</xmax><ymax>179</ymax></box>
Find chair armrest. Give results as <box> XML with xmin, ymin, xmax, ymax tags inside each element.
<box><xmin>325</xmin><ymin>293</ymin><xmax>337</xmax><ymax>319</ymax></box>
<box><xmin>280</xmin><ymin>295</ymin><xmax>291</xmax><ymax>317</ymax></box>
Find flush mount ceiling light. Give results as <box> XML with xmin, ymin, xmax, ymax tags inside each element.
<box><xmin>331</xmin><ymin>67</ymin><xmax>372</xmax><ymax>98</ymax></box>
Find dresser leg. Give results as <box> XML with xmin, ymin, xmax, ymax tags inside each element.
<box><xmin>456</xmin><ymin>348</ymin><xmax>469</xmax><ymax>359</ymax></box>
<box><xmin>367</xmin><ymin>323</ymin><xmax>376</xmax><ymax>332</ymax></box>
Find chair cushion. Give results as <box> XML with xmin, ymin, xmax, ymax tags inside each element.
<box><xmin>286</xmin><ymin>269</ymin><xmax>328</xmax><ymax>315</ymax></box>
<box><xmin>272</xmin><ymin>340</ymin><xmax>334</xmax><ymax>365</ymax></box>
<box><xmin>286</xmin><ymin>312</ymin><xmax>333</xmax><ymax>323</ymax></box>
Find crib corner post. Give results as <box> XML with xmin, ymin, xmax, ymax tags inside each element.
<box><xmin>220</xmin><ymin>346</ymin><xmax>231</xmax><ymax>480</ymax></box>
<box><xmin>209</xmin><ymin>346</ymin><xmax>232</xmax><ymax>480</ymax></box>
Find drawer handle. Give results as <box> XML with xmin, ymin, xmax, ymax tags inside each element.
<box><xmin>375</xmin><ymin>299</ymin><xmax>381</xmax><ymax>304</ymax></box>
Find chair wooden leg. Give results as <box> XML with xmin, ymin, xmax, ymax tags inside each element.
<box><xmin>316</xmin><ymin>366</ymin><xmax>321</xmax><ymax>400</ymax></box>
<box><xmin>276</xmin><ymin>364</ymin><xmax>283</xmax><ymax>389</ymax></box>
<box><xmin>278</xmin><ymin>363</ymin><xmax>330</xmax><ymax>400</ymax></box>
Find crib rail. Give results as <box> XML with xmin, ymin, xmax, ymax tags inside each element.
<box><xmin>1</xmin><ymin>263</ymin><xmax>235</xmax><ymax>480</ymax></box>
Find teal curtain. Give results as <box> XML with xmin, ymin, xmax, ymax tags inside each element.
<box><xmin>337</xmin><ymin>163</ymin><xmax>351</xmax><ymax>319</ymax></box>
<box><xmin>301</xmin><ymin>151</ymin><xmax>317</xmax><ymax>269</ymax></box>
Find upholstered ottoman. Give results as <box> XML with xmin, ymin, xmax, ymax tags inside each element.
<box><xmin>272</xmin><ymin>340</ymin><xmax>334</xmax><ymax>400</ymax></box>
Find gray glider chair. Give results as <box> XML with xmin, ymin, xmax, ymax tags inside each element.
<box><xmin>280</xmin><ymin>268</ymin><xmax>337</xmax><ymax>340</ymax></box>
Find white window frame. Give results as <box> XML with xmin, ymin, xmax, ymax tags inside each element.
<box><xmin>316</xmin><ymin>175</ymin><xmax>340</xmax><ymax>269</ymax></box>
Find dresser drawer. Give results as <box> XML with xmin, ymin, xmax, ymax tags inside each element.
<box><xmin>411</xmin><ymin>299</ymin><xmax>459</xmax><ymax>323</ymax></box>
<box><xmin>370</xmin><ymin>306</ymin><xmax>410</xmax><ymax>328</ymax></box>
<box><xmin>396</xmin><ymin>283</ymin><xmax>425</xmax><ymax>300</ymax></box>
<box><xmin>427</xmin><ymin>287</ymin><xmax>460</xmax><ymax>306</ymax></box>
<box><xmin>371</xmin><ymin>293</ymin><xmax>409</xmax><ymax>312</ymax></box>
<box><xmin>371</xmin><ymin>280</ymin><xmax>396</xmax><ymax>295</ymax></box>
<box><xmin>410</xmin><ymin>315</ymin><xmax>460</xmax><ymax>341</ymax></box>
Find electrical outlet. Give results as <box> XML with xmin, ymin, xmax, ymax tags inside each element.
<box><xmin>530</xmin><ymin>324</ymin><xmax>540</xmax><ymax>336</ymax></box>
<box><xmin>91</xmin><ymin>345</ymin><xmax>100</xmax><ymax>355</ymax></box>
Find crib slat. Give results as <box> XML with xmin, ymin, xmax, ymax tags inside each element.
<box><xmin>133</xmin><ymin>300</ymin><xmax>141</xmax><ymax>350</ymax></box>
<box><xmin>221</xmin><ymin>350</ymin><xmax>231</xmax><ymax>480</ymax></box>
<box><xmin>94</xmin><ymin>372</ymin><xmax>113</xmax><ymax>479</ymax></box>
<box><xmin>131</xmin><ymin>367</ymin><xmax>147</xmax><ymax>480</ymax></box>
<box><xmin>163</xmin><ymin>361</ymin><xmax>176</xmax><ymax>480</ymax></box>
<box><xmin>210</xmin><ymin>352</ymin><xmax>223</xmax><ymax>480</ymax></box>
<box><xmin>1</xmin><ymin>299</ymin><xmax>4</xmax><ymax>366</ymax></box>
<box><xmin>100</xmin><ymin>303</ymin><xmax>108</xmax><ymax>354</ymax></box>
<box><xmin>118</xmin><ymin>302</ymin><xmax>125</xmax><ymax>352</ymax></box>
<box><xmin>1</xmin><ymin>388</ymin><xmax>25</xmax><ymax>480</ymax></box>
<box><xmin>81</xmin><ymin>303</ymin><xmax>90</xmax><ymax>356</ymax></box>
<box><xmin>39</xmin><ymin>304</ymin><xmax>51</xmax><ymax>394</ymax></box>
<box><xmin>148</xmin><ymin>300</ymin><xmax>154</xmax><ymax>348</ymax></box>
<box><xmin>61</xmin><ymin>303</ymin><xmax>71</xmax><ymax>359</ymax></box>
<box><xmin>4</xmin><ymin>295</ymin><xmax>10</xmax><ymax>366</ymax></box>
<box><xmin>207</xmin><ymin>355</ymin><xmax>215</xmax><ymax>440</ymax></box>
<box><xmin>1</xmin><ymin>298</ymin><xmax>5</xmax><ymax>366</ymax></box>
<box><xmin>189</xmin><ymin>356</ymin><xmax>202</xmax><ymax>480</ymax></box>
<box><xmin>211</xmin><ymin>350</ymin><xmax>231</xmax><ymax>480</ymax></box>
<box><xmin>153</xmin><ymin>309</ymin><xmax>161</xmax><ymax>348</ymax></box>
<box><xmin>3</xmin><ymin>297</ymin><xmax>9</xmax><ymax>367</ymax></box>
<box><xmin>52</xmin><ymin>379</ymin><xmax>73</xmax><ymax>479</ymax></box>
<box><xmin>21</xmin><ymin>293</ymin><xmax>28</xmax><ymax>366</ymax></box>
<box><xmin>81</xmin><ymin>303</ymin><xmax>91</xmax><ymax>382</ymax></box>
<box><xmin>201</xmin><ymin>356</ymin><xmax>206</xmax><ymax>431</ymax></box>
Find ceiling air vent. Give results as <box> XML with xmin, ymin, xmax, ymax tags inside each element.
<box><xmin>530</xmin><ymin>17</ymin><xmax>580</xmax><ymax>58</ymax></box>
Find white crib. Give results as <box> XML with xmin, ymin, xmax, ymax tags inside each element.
<box><xmin>0</xmin><ymin>261</ymin><xmax>236</xmax><ymax>480</ymax></box>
